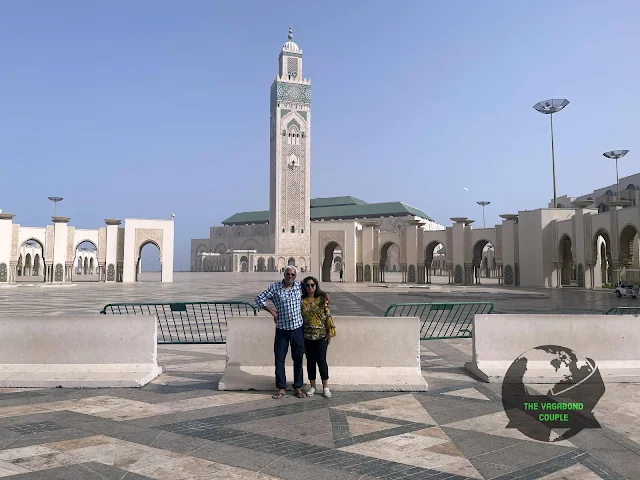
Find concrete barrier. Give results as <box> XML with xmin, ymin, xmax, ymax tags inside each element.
<box><xmin>465</xmin><ymin>314</ymin><xmax>640</xmax><ymax>383</ymax></box>
<box><xmin>219</xmin><ymin>315</ymin><xmax>427</xmax><ymax>391</ymax></box>
<box><xmin>0</xmin><ymin>315</ymin><xmax>164</xmax><ymax>388</ymax></box>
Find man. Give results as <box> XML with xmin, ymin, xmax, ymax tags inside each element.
<box><xmin>256</xmin><ymin>266</ymin><xmax>307</xmax><ymax>399</ymax></box>
<box><xmin>339</xmin><ymin>268</ymin><xmax>343</xmax><ymax>282</ymax></box>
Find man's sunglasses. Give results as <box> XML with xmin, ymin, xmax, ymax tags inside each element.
<box><xmin>285</xmin><ymin>273</ymin><xmax>296</xmax><ymax>277</ymax></box>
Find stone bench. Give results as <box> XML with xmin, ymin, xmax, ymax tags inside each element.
<box><xmin>0</xmin><ymin>315</ymin><xmax>164</xmax><ymax>388</ymax></box>
<box><xmin>219</xmin><ymin>315</ymin><xmax>427</xmax><ymax>391</ymax></box>
<box><xmin>464</xmin><ymin>314</ymin><xmax>640</xmax><ymax>383</ymax></box>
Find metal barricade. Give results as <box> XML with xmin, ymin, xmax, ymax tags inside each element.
<box><xmin>604</xmin><ymin>306</ymin><xmax>640</xmax><ymax>315</ymax></box>
<box><xmin>383</xmin><ymin>302</ymin><xmax>494</xmax><ymax>339</ymax></box>
<box><xmin>100</xmin><ymin>301</ymin><xmax>257</xmax><ymax>344</ymax></box>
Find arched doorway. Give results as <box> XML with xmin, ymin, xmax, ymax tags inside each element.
<box><xmin>322</xmin><ymin>241</ymin><xmax>343</xmax><ymax>282</ymax></box>
<box><xmin>423</xmin><ymin>241</ymin><xmax>444</xmax><ymax>284</ymax></box>
<box><xmin>267</xmin><ymin>257</ymin><xmax>275</xmax><ymax>272</ymax></box>
<box><xmin>137</xmin><ymin>241</ymin><xmax>162</xmax><ymax>282</ymax></box>
<box><xmin>472</xmin><ymin>240</ymin><xmax>494</xmax><ymax>284</ymax></box>
<box><xmin>240</xmin><ymin>256</ymin><xmax>249</xmax><ymax>272</ymax></box>
<box><xmin>18</xmin><ymin>239</ymin><xmax>45</xmax><ymax>282</ymax></box>
<box><xmin>195</xmin><ymin>244</ymin><xmax>209</xmax><ymax>272</ymax></box>
<box><xmin>619</xmin><ymin>224</ymin><xmax>639</xmax><ymax>270</ymax></box>
<box><xmin>379</xmin><ymin>242</ymin><xmax>401</xmax><ymax>282</ymax></box>
<box><xmin>593</xmin><ymin>229</ymin><xmax>612</xmax><ymax>287</ymax></box>
<box><xmin>257</xmin><ymin>257</ymin><xmax>265</xmax><ymax>272</ymax></box>
<box><xmin>74</xmin><ymin>240</ymin><xmax>99</xmax><ymax>282</ymax></box>
<box><xmin>558</xmin><ymin>235</ymin><xmax>573</xmax><ymax>286</ymax></box>
<box><xmin>287</xmin><ymin>257</ymin><xmax>296</xmax><ymax>266</ymax></box>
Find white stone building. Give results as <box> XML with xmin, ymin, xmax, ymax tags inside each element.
<box><xmin>191</xmin><ymin>27</ymin><xmax>637</xmax><ymax>289</ymax></box>
<box><xmin>0</xmin><ymin>215</ymin><xmax>175</xmax><ymax>284</ymax></box>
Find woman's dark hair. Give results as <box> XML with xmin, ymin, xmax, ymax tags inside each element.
<box><xmin>301</xmin><ymin>276</ymin><xmax>328</xmax><ymax>303</ymax></box>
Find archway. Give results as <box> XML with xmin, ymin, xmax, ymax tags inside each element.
<box><xmin>74</xmin><ymin>240</ymin><xmax>99</xmax><ymax>282</ymax></box>
<box><xmin>593</xmin><ymin>229</ymin><xmax>612</xmax><ymax>287</ymax></box>
<box><xmin>322</xmin><ymin>241</ymin><xmax>343</xmax><ymax>282</ymax></box>
<box><xmin>558</xmin><ymin>235</ymin><xmax>573</xmax><ymax>286</ymax></box>
<box><xmin>195</xmin><ymin>244</ymin><xmax>209</xmax><ymax>272</ymax></box>
<box><xmin>18</xmin><ymin>239</ymin><xmax>45</xmax><ymax>282</ymax></box>
<box><xmin>423</xmin><ymin>241</ymin><xmax>444</xmax><ymax>284</ymax></box>
<box><xmin>240</xmin><ymin>256</ymin><xmax>249</xmax><ymax>272</ymax></box>
<box><xmin>619</xmin><ymin>224</ymin><xmax>639</xmax><ymax>270</ymax></box>
<box><xmin>472</xmin><ymin>240</ymin><xmax>494</xmax><ymax>284</ymax></box>
<box><xmin>333</xmin><ymin>256</ymin><xmax>342</xmax><ymax>272</ymax></box>
<box><xmin>257</xmin><ymin>257</ymin><xmax>266</xmax><ymax>272</ymax></box>
<box><xmin>267</xmin><ymin>257</ymin><xmax>275</xmax><ymax>272</ymax></box>
<box><xmin>287</xmin><ymin>257</ymin><xmax>296</xmax><ymax>266</ymax></box>
<box><xmin>137</xmin><ymin>241</ymin><xmax>162</xmax><ymax>282</ymax></box>
<box><xmin>379</xmin><ymin>241</ymin><xmax>402</xmax><ymax>282</ymax></box>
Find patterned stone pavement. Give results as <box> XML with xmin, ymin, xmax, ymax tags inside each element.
<box><xmin>0</xmin><ymin>273</ymin><xmax>638</xmax><ymax>479</ymax></box>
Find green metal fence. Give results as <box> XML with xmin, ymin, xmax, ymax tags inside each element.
<box><xmin>383</xmin><ymin>302</ymin><xmax>494</xmax><ymax>339</ymax></box>
<box><xmin>100</xmin><ymin>301</ymin><xmax>257</xmax><ymax>344</ymax></box>
<box><xmin>604</xmin><ymin>306</ymin><xmax>640</xmax><ymax>315</ymax></box>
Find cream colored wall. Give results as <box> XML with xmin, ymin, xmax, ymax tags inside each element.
<box><xmin>122</xmin><ymin>219</ymin><xmax>174</xmax><ymax>283</ymax></box>
<box><xmin>310</xmin><ymin>221</ymin><xmax>357</xmax><ymax>282</ymax></box>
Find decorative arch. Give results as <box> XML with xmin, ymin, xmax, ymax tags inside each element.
<box><xmin>214</xmin><ymin>243</ymin><xmax>227</xmax><ymax>254</ymax></box>
<box><xmin>287</xmin><ymin>257</ymin><xmax>296</xmax><ymax>266</ymax></box>
<box><xmin>240</xmin><ymin>238</ymin><xmax>260</xmax><ymax>251</ymax></box>
<box><xmin>267</xmin><ymin>257</ymin><xmax>276</xmax><ymax>272</ymax></box>
<box><xmin>277</xmin><ymin>257</ymin><xmax>286</xmax><ymax>272</ymax></box>
<box><xmin>472</xmin><ymin>239</ymin><xmax>494</xmax><ymax>284</ymax></box>
<box><xmin>257</xmin><ymin>257</ymin><xmax>266</xmax><ymax>272</ymax></box>
<box><xmin>619</xmin><ymin>223</ymin><xmax>639</xmax><ymax>267</ymax></box>
<box><xmin>379</xmin><ymin>241</ymin><xmax>401</xmax><ymax>282</ymax></box>
<box><xmin>75</xmin><ymin>239</ymin><xmax>98</xmax><ymax>251</ymax></box>
<box><xmin>322</xmin><ymin>241</ymin><xmax>343</xmax><ymax>282</ymax></box>
<box><xmin>239</xmin><ymin>255</ymin><xmax>249</xmax><ymax>272</ymax></box>
<box><xmin>558</xmin><ymin>235</ymin><xmax>573</xmax><ymax>285</ymax></box>
<box><xmin>423</xmin><ymin>240</ymin><xmax>445</xmax><ymax>284</ymax></box>
<box><xmin>297</xmin><ymin>257</ymin><xmax>307</xmax><ymax>272</ymax></box>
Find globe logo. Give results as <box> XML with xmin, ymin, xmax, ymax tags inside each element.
<box><xmin>502</xmin><ymin>345</ymin><xmax>605</xmax><ymax>442</ymax></box>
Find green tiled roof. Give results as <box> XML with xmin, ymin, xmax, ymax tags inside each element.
<box><xmin>310</xmin><ymin>196</ymin><xmax>367</xmax><ymax>208</ymax></box>
<box><xmin>221</xmin><ymin>197</ymin><xmax>433</xmax><ymax>225</ymax></box>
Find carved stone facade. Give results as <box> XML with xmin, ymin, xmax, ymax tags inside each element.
<box><xmin>66</xmin><ymin>226</ymin><xmax>75</xmax><ymax>261</ymax></box>
<box><xmin>318</xmin><ymin>230</ymin><xmax>345</xmax><ymax>253</ymax></box>
<box><xmin>135</xmin><ymin>228</ymin><xmax>164</xmax><ymax>256</ymax></box>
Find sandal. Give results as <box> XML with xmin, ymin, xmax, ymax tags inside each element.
<box><xmin>272</xmin><ymin>391</ymin><xmax>286</xmax><ymax>399</ymax></box>
<box><xmin>294</xmin><ymin>391</ymin><xmax>307</xmax><ymax>398</ymax></box>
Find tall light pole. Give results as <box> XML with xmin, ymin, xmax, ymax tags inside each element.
<box><xmin>533</xmin><ymin>99</ymin><xmax>570</xmax><ymax>208</ymax></box>
<box><xmin>603</xmin><ymin>150</ymin><xmax>630</xmax><ymax>203</ymax></box>
<box><xmin>47</xmin><ymin>197</ymin><xmax>64</xmax><ymax>217</ymax></box>
<box><xmin>477</xmin><ymin>201</ymin><xmax>490</xmax><ymax>229</ymax></box>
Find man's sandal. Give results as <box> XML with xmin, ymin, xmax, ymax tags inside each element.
<box><xmin>272</xmin><ymin>392</ymin><xmax>286</xmax><ymax>399</ymax></box>
<box><xmin>294</xmin><ymin>391</ymin><xmax>307</xmax><ymax>398</ymax></box>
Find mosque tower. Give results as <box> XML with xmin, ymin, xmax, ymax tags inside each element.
<box><xmin>269</xmin><ymin>27</ymin><xmax>311</xmax><ymax>261</ymax></box>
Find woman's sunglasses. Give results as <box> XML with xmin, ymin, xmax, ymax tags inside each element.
<box><xmin>305</xmin><ymin>283</ymin><xmax>316</xmax><ymax>288</ymax></box>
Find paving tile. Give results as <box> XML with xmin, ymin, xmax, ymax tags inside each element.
<box><xmin>5</xmin><ymin>461</ymin><xmax>156</xmax><ymax>479</ymax></box>
<box><xmin>470</xmin><ymin>442</ymin><xmax>577</xmax><ymax>470</ymax></box>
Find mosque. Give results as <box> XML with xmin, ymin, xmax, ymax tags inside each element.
<box><xmin>190</xmin><ymin>28</ymin><xmax>638</xmax><ymax>288</ymax></box>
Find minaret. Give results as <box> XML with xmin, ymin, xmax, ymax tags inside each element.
<box><xmin>269</xmin><ymin>27</ymin><xmax>311</xmax><ymax>257</ymax></box>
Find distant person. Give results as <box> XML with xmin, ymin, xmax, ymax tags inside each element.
<box><xmin>301</xmin><ymin>276</ymin><xmax>336</xmax><ymax>398</ymax></box>
<box><xmin>255</xmin><ymin>266</ymin><xmax>307</xmax><ymax>399</ymax></box>
<box><xmin>339</xmin><ymin>268</ymin><xmax>343</xmax><ymax>282</ymax></box>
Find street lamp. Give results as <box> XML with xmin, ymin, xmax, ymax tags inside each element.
<box><xmin>47</xmin><ymin>197</ymin><xmax>64</xmax><ymax>217</ymax></box>
<box><xmin>603</xmin><ymin>150</ymin><xmax>630</xmax><ymax>202</ymax></box>
<box><xmin>476</xmin><ymin>201</ymin><xmax>490</xmax><ymax>229</ymax></box>
<box><xmin>533</xmin><ymin>99</ymin><xmax>570</xmax><ymax>208</ymax></box>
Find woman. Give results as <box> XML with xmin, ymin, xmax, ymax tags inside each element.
<box><xmin>301</xmin><ymin>276</ymin><xmax>336</xmax><ymax>398</ymax></box>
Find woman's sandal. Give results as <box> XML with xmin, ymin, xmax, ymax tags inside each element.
<box><xmin>272</xmin><ymin>392</ymin><xmax>286</xmax><ymax>399</ymax></box>
<box><xmin>294</xmin><ymin>391</ymin><xmax>307</xmax><ymax>398</ymax></box>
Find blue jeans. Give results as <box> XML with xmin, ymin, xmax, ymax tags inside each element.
<box><xmin>274</xmin><ymin>326</ymin><xmax>305</xmax><ymax>389</ymax></box>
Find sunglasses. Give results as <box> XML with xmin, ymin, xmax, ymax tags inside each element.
<box><xmin>285</xmin><ymin>273</ymin><xmax>296</xmax><ymax>277</ymax></box>
<box><xmin>305</xmin><ymin>283</ymin><xmax>316</xmax><ymax>288</ymax></box>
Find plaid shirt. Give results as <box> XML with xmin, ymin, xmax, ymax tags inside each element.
<box><xmin>255</xmin><ymin>280</ymin><xmax>303</xmax><ymax>330</ymax></box>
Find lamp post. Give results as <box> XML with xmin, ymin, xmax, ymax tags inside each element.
<box><xmin>533</xmin><ymin>99</ymin><xmax>570</xmax><ymax>208</ymax></box>
<box><xmin>47</xmin><ymin>197</ymin><xmax>64</xmax><ymax>217</ymax></box>
<box><xmin>603</xmin><ymin>150</ymin><xmax>630</xmax><ymax>202</ymax></box>
<box><xmin>477</xmin><ymin>201</ymin><xmax>490</xmax><ymax>229</ymax></box>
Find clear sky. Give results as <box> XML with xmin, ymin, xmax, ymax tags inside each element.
<box><xmin>1</xmin><ymin>1</ymin><xmax>638</xmax><ymax>271</ymax></box>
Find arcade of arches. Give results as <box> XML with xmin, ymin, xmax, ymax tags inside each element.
<box><xmin>0</xmin><ymin>214</ymin><xmax>175</xmax><ymax>284</ymax></box>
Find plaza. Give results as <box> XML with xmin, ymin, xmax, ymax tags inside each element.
<box><xmin>0</xmin><ymin>273</ymin><xmax>638</xmax><ymax>479</ymax></box>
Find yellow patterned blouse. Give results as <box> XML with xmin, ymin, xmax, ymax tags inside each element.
<box><xmin>301</xmin><ymin>296</ymin><xmax>336</xmax><ymax>340</ymax></box>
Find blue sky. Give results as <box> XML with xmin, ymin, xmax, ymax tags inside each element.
<box><xmin>1</xmin><ymin>1</ymin><xmax>638</xmax><ymax>271</ymax></box>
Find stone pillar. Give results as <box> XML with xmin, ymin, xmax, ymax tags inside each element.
<box><xmin>0</xmin><ymin>213</ymin><xmax>15</xmax><ymax>284</ymax></box>
<box><xmin>52</xmin><ymin>216</ymin><xmax>71</xmax><ymax>282</ymax></box>
<box><xmin>450</xmin><ymin>218</ymin><xmax>466</xmax><ymax>285</ymax></box>
<box><xmin>105</xmin><ymin>219</ymin><xmax>121</xmax><ymax>282</ymax></box>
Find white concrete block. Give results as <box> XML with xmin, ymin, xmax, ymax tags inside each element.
<box><xmin>219</xmin><ymin>315</ymin><xmax>427</xmax><ymax>391</ymax></box>
<box><xmin>0</xmin><ymin>315</ymin><xmax>164</xmax><ymax>388</ymax></box>
<box><xmin>465</xmin><ymin>314</ymin><xmax>640</xmax><ymax>383</ymax></box>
